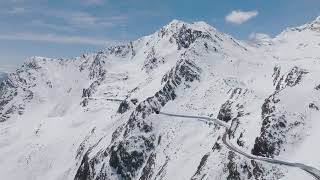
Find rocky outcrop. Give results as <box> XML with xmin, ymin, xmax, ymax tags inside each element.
<box><xmin>252</xmin><ymin>94</ymin><xmax>283</xmax><ymax>157</ymax></box>
<box><xmin>252</xmin><ymin>66</ymin><xmax>308</xmax><ymax>158</ymax></box>
<box><xmin>142</xmin><ymin>47</ymin><xmax>165</xmax><ymax>73</ymax></box>
<box><xmin>190</xmin><ymin>153</ymin><xmax>210</xmax><ymax>180</ymax></box>
<box><xmin>81</xmin><ymin>78</ymin><xmax>104</xmax><ymax>107</ymax></box>
<box><xmin>0</xmin><ymin>61</ymin><xmax>38</xmax><ymax>122</ymax></box>
<box><xmin>88</xmin><ymin>58</ymin><xmax>106</xmax><ymax>80</ymax></box>
<box><xmin>117</xmin><ymin>98</ymin><xmax>139</xmax><ymax>114</ymax></box>
<box><xmin>217</xmin><ymin>88</ymin><xmax>246</xmax><ymax>123</ymax></box>
<box><xmin>174</xmin><ymin>24</ymin><xmax>211</xmax><ymax>50</ymax></box>
<box><xmin>81</xmin><ymin>57</ymin><xmax>107</xmax><ymax>107</ymax></box>
<box><xmin>109</xmin><ymin>58</ymin><xmax>201</xmax><ymax>179</ymax></box>
<box><xmin>106</xmin><ymin>43</ymin><xmax>135</xmax><ymax>58</ymax></box>
<box><xmin>75</xmin><ymin>57</ymin><xmax>201</xmax><ymax>180</ymax></box>
<box><xmin>274</xmin><ymin>66</ymin><xmax>308</xmax><ymax>92</ymax></box>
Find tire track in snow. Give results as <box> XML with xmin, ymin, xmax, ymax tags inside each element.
<box><xmin>158</xmin><ymin>112</ymin><xmax>320</xmax><ymax>180</ymax></box>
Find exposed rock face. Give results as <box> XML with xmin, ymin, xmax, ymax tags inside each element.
<box><xmin>142</xmin><ymin>47</ymin><xmax>165</xmax><ymax>73</ymax></box>
<box><xmin>88</xmin><ymin>58</ymin><xmax>106</xmax><ymax>80</ymax></box>
<box><xmin>75</xmin><ymin>57</ymin><xmax>201</xmax><ymax>179</ymax></box>
<box><xmin>252</xmin><ymin>66</ymin><xmax>308</xmax><ymax>158</ymax></box>
<box><xmin>217</xmin><ymin>88</ymin><xmax>245</xmax><ymax>123</ymax></box>
<box><xmin>0</xmin><ymin>61</ymin><xmax>37</xmax><ymax>122</ymax></box>
<box><xmin>106</xmin><ymin>43</ymin><xmax>135</xmax><ymax>58</ymax></box>
<box><xmin>274</xmin><ymin>66</ymin><xmax>308</xmax><ymax>92</ymax></box>
<box><xmin>226</xmin><ymin>151</ymin><xmax>241</xmax><ymax>180</ymax></box>
<box><xmin>117</xmin><ymin>99</ymin><xmax>131</xmax><ymax>114</ymax></box>
<box><xmin>174</xmin><ymin>24</ymin><xmax>211</xmax><ymax>49</ymax></box>
<box><xmin>252</xmin><ymin>94</ymin><xmax>283</xmax><ymax>157</ymax></box>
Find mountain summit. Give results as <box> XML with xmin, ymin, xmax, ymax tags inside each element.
<box><xmin>1</xmin><ymin>19</ymin><xmax>320</xmax><ymax>180</ymax></box>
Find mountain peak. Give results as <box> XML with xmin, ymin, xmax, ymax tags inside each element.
<box><xmin>168</xmin><ymin>19</ymin><xmax>186</xmax><ymax>25</ymax></box>
<box><xmin>162</xmin><ymin>19</ymin><xmax>188</xmax><ymax>33</ymax></box>
<box><xmin>165</xmin><ymin>19</ymin><xmax>216</xmax><ymax>32</ymax></box>
<box><xmin>282</xmin><ymin>16</ymin><xmax>320</xmax><ymax>33</ymax></box>
<box><xmin>309</xmin><ymin>16</ymin><xmax>320</xmax><ymax>29</ymax></box>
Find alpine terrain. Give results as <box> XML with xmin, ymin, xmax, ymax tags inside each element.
<box><xmin>1</xmin><ymin>17</ymin><xmax>320</xmax><ymax>180</ymax></box>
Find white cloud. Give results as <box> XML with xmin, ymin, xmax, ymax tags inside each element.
<box><xmin>1</xmin><ymin>7</ymin><xmax>28</xmax><ymax>15</ymax></box>
<box><xmin>2</xmin><ymin>7</ymin><xmax>128</xmax><ymax>28</ymax></box>
<box><xmin>30</xmin><ymin>20</ymin><xmax>75</xmax><ymax>32</ymax></box>
<box><xmin>44</xmin><ymin>10</ymin><xmax>128</xmax><ymax>28</ymax></box>
<box><xmin>8</xmin><ymin>7</ymin><xmax>26</xmax><ymax>14</ymax></box>
<box><xmin>67</xmin><ymin>12</ymin><xmax>97</xmax><ymax>25</ymax></box>
<box><xmin>0</xmin><ymin>32</ymin><xmax>122</xmax><ymax>46</ymax></box>
<box><xmin>65</xmin><ymin>12</ymin><xmax>128</xmax><ymax>27</ymax></box>
<box><xmin>225</xmin><ymin>10</ymin><xmax>258</xmax><ymax>25</ymax></box>
<box><xmin>83</xmin><ymin>0</ymin><xmax>103</xmax><ymax>5</ymax></box>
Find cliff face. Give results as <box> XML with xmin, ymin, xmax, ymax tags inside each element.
<box><xmin>1</xmin><ymin>18</ymin><xmax>320</xmax><ymax>180</ymax></box>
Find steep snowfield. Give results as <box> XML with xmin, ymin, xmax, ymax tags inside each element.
<box><xmin>1</xmin><ymin>18</ymin><xmax>320</xmax><ymax>180</ymax></box>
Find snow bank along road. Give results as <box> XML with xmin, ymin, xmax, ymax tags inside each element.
<box><xmin>158</xmin><ymin>112</ymin><xmax>320</xmax><ymax>180</ymax></box>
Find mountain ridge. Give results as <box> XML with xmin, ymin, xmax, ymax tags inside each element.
<box><xmin>1</xmin><ymin>17</ymin><xmax>320</xmax><ymax>180</ymax></box>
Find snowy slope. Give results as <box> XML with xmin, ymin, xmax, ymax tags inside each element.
<box><xmin>1</xmin><ymin>18</ymin><xmax>320</xmax><ymax>180</ymax></box>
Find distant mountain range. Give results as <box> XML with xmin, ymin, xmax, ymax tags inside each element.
<box><xmin>0</xmin><ymin>65</ymin><xmax>16</xmax><ymax>82</ymax></box>
<box><xmin>1</xmin><ymin>17</ymin><xmax>320</xmax><ymax>180</ymax></box>
<box><xmin>0</xmin><ymin>72</ymin><xmax>7</xmax><ymax>82</ymax></box>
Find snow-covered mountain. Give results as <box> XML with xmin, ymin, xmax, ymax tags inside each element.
<box><xmin>1</xmin><ymin>18</ymin><xmax>320</xmax><ymax>180</ymax></box>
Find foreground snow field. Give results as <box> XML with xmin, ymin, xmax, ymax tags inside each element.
<box><xmin>1</xmin><ymin>18</ymin><xmax>320</xmax><ymax>180</ymax></box>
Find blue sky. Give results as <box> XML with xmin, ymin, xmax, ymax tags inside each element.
<box><xmin>1</xmin><ymin>0</ymin><xmax>320</xmax><ymax>66</ymax></box>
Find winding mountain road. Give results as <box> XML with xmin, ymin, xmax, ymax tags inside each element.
<box><xmin>158</xmin><ymin>112</ymin><xmax>320</xmax><ymax>180</ymax></box>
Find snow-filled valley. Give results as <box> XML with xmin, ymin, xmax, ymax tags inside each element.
<box><xmin>1</xmin><ymin>18</ymin><xmax>320</xmax><ymax>180</ymax></box>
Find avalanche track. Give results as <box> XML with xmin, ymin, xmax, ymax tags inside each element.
<box><xmin>158</xmin><ymin>112</ymin><xmax>320</xmax><ymax>180</ymax></box>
